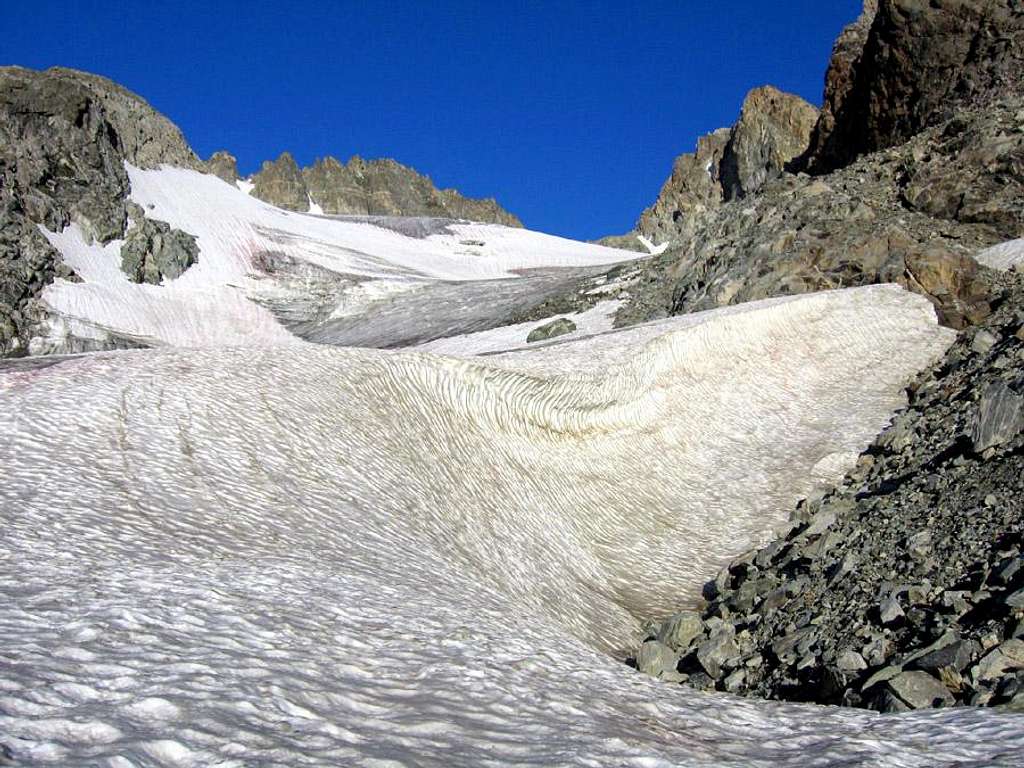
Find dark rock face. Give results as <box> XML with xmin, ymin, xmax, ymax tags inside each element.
<box><xmin>0</xmin><ymin>66</ymin><xmax>201</xmax><ymax>356</ymax></box>
<box><xmin>251</xmin><ymin>152</ymin><xmax>309</xmax><ymax>212</ymax></box>
<box><xmin>618</xmin><ymin>95</ymin><xmax>1023</xmax><ymax>331</ymax></box>
<box><xmin>803</xmin><ymin>0</ymin><xmax>1024</xmax><ymax>173</ymax></box>
<box><xmin>206</xmin><ymin>150</ymin><xmax>239</xmax><ymax>184</ymax></box>
<box><xmin>250</xmin><ymin>153</ymin><xmax>523</xmax><ymax>226</ymax></box>
<box><xmin>638</xmin><ymin>86</ymin><xmax>817</xmax><ymax>244</ymax></box>
<box><xmin>632</xmin><ymin>271</ymin><xmax>1024</xmax><ymax>712</ymax></box>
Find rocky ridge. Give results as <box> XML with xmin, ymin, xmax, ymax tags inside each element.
<box><xmin>637</xmin><ymin>86</ymin><xmax>818</xmax><ymax>246</ymax></box>
<box><xmin>620</xmin><ymin>94</ymin><xmax>1022</xmax><ymax>331</ymax></box>
<box><xmin>245</xmin><ymin>151</ymin><xmax>523</xmax><ymax>227</ymax></box>
<box><xmin>633</xmin><ymin>268</ymin><xmax>1024</xmax><ymax>712</ymax></box>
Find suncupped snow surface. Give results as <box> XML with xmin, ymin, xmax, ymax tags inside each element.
<box><xmin>6</xmin><ymin>283</ymin><xmax>1023</xmax><ymax>766</ymax></box>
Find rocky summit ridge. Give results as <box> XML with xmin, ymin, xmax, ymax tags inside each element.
<box><xmin>221</xmin><ymin>149</ymin><xmax>522</xmax><ymax>227</ymax></box>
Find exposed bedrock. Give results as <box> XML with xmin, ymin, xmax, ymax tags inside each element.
<box><xmin>802</xmin><ymin>0</ymin><xmax>1024</xmax><ymax>174</ymax></box>
<box><xmin>618</xmin><ymin>94</ymin><xmax>1023</xmax><ymax>331</ymax></box>
<box><xmin>205</xmin><ymin>149</ymin><xmax>240</xmax><ymax>184</ymax></box>
<box><xmin>637</xmin><ymin>86</ymin><xmax>818</xmax><ymax>245</ymax></box>
<box><xmin>0</xmin><ymin>66</ymin><xmax>201</xmax><ymax>355</ymax></box>
<box><xmin>248</xmin><ymin>151</ymin><xmax>523</xmax><ymax>226</ymax></box>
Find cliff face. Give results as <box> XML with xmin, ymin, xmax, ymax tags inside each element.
<box><xmin>803</xmin><ymin>0</ymin><xmax>1024</xmax><ymax>173</ymax></box>
<box><xmin>248</xmin><ymin>152</ymin><xmax>523</xmax><ymax>227</ymax></box>
<box><xmin>637</xmin><ymin>86</ymin><xmax>818</xmax><ymax>243</ymax></box>
<box><xmin>0</xmin><ymin>66</ymin><xmax>201</xmax><ymax>355</ymax></box>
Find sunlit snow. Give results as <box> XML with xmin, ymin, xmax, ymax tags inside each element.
<box><xmin>4</xmin><ymin>280</ymin><xmax>1017</xmax><ymax>767</ymax></box>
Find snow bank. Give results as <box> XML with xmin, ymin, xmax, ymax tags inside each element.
<box><xmin>1</xmin><ymin>285</ymin><xmax>1008</xmax><ymax>767</ymax></box>
<box><xmin>976</xmin><ymin>238</ymin><xmax>1024</xmax><ymax>271</ymax></box>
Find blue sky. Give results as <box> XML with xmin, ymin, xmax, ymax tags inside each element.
<box><xmin>3</xmin><ymin>1</ymin><xmax>861</xmax><ymax>239</ymax></box>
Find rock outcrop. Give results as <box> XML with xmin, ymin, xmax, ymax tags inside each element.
<box><xmin>120</xmin><ymin>203</ymin><xmax>199</xmax><ymax>284</ymax></box>
<box><xmin>803</xmin><ymin>0</ymin><xmax>1024</xmax><ymax>173</ymax></box>
<box><xmin>632</xmin><ymin>269</ymin><xmax>1024</xmax><ymax>712</ymax></box>
<box><xmin>637</xmin><ymin>86</ymin><xmax>817</xmax><ymax>244</ymax></box>
<box><xmin>0</xmin><ymin>66</ymin><xmax>201</xmax><ymax>355</ymax></box>
<box><xmin>251</xmin><ymin>152</ymin><xmax>309</xmax><ymax>212</ymax></box>
<box><xmin>249</xmin><ymin>153</ymin><xmax>523</xmax><ymax>226</ymax></box>
<box><xmin>206</xmin><ymin>150</ymin><xmax>239</xmax><ymax>184</ymax></box>
<box><xmin>618</xmin><ymin>93</ymin><xmax>1022</xmax><ymax>331</ymax></box>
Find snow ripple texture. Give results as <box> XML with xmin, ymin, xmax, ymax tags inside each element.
<box><xmin>3</xmin><ymin>286</ymin><xmax>1022</xmax><ymax>766</ymax></box>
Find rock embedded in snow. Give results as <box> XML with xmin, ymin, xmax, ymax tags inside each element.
<box><xmin>120</xmin><ymin>209</ymin><xmax>199</xmax><ymax>285</ymax></box>
<box><xmin>526</xmin><ymin>316</ymin><xmax>576</xmax><ymax>343</ymax></box>
<box><xmin>0</xmin><ymin>66</ymin><xmax>200</xmax><ymax>354</ymax></box>
<box><xmin>886</xmin><ymin>671</ymin><xmax>956</xmax><ymax>710</ymax></box>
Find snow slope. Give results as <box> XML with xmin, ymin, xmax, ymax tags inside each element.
<box><xmin>4</xmin><ymin>285</ymin><xmax>1014</xmax><ymax>767</ymax></box>
<box><xmin>977</xmin><ymin>238</ymin><xmax>1024</xmax><ymax>271</ymax></box>
<box><xmin>35</xmin><ymin>166</ymin><xmax>638</xmax><ymax>353</ymax></box>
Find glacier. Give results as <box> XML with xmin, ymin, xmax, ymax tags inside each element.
<box><xmin>4</xmin><ymin>168</ymin><xmax>1024</xmax><ymax>766</ymax></box>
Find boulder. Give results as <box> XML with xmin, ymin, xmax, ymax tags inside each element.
<box><xmin>885</xmin><ymin>670</ymin><xmax>955</xmax><ymax>709</ymax></box>
<box><xmin>527</xmin><ymin>317</ymin><xmax>577</xmax><ymax>344</ymax></box>
<box><xmin>971</xmin><ymin>382</ymin><xmax>1024</xmax><ymax>453</ymax></box>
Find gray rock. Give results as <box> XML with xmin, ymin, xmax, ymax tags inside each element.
<box><xmin>527</xmin><ymin>317</ymin><xmax>577</xmax><ymax>344</ymax></box>
<box><xmin>635</xmin><ymin>640</ymin><xmax>681</xmax><ymax>681</ymax></box>
<box><xmin>206</xmin><ymin>150</ymin><xmax>239</xmax><ymax>184</ymax></box>
<box><xmin>911</xmin><ymin>637</ymin><xmax>978</xmax><ymax>673</ymax></box>
<box><xmin>252</xmin><ymin>152</ymin><xmax>310</xmax><ymax>212</ymax></box>
<box><xmin>885</xmin><ymin>670</ymin><xmax>955</xmax><ymax>709</ymax></box>
<box><xmin>656</xmin><ymin>611</ymin><xmax>706</xmax><ymax>652</ymax></box>
<box><xmin>120</xmin><ymin>214</ymin><xmax>199</xmax><ymax>285</ymax></box>
<box><xmin>975</xmin><ymin>640</ymin><xmax>1024</xmax><ymax>682</ymax></box>
<box><xmin>837</xmin><ymin>650</ymin><xmax>868</xmax><ymax>672</ymax></box>
<box><xmin>0</xmin><ymin>65</ymin><xmax>201</xmax><ymax>355</ymax></box>
<box><xmin>879</xmin><ymin>596</ymin><xmax>904</xmax><ymax>625</ymax></box>
<box><xmin>301</xmin><ymin>155</ymin><xmax>522</xmax><ymax>226</ymax></box>
<box><xmin>697</xmin><ymin>625</ymin><xmax>739</xmax><ymax>679</ymax></box>
<box><xmin>971</xmin><ymin>382</ymin><xmax>1024</xmax><ymax>453</ymax></box>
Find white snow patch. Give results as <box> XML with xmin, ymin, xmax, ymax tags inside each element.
<box><xmin>976</xmin><ymin>238</ymin><xmax>1024</xmax><ymax>271</ymax></box>
<box><xmin>307</xmin><ymin>194</ymin><xmax>324</xmax><ymax>216</ymax></box>
<box><xmin>235</xmin><ymin>178</ymin><xmax>254</xmax><ymax>195</ymax></box>
<box><xmin>414</xmin><ymin>299</ymin><xmax>623</xmax><ymax>356</ymax></box>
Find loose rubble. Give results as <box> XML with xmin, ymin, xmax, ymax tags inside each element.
<box><xmin>632</xmin><ymin>271</ymin><xmax>1024</xmax><ymax>712</ymax></box>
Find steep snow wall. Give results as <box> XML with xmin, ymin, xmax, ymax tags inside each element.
<box><xmin>3</xmin><ymin>286</ymin><xmax>1011</xmax><ymax>767</ymax></box>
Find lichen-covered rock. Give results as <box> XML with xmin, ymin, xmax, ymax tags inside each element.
<box><xmin>251</xmin><ymin>152</ymin><xmax>310</xmax><ymax>212</ymax></box>
<box><xmin>526</xmin><ymin>317</ymin><xmax>576</xmax><ymax>343</ymax></box>
<box><xmin>206</xmin><ymin>150</ymin><xmax>239</xmax><ymax>184</ymax></box>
